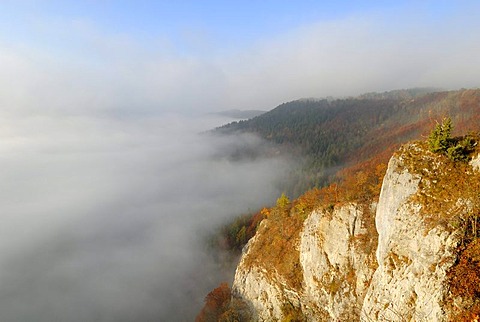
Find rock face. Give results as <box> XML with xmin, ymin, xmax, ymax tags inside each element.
<box><xmin>231</xmin><ymin>144</ymin><xmax>475</xmax><ymax>321</ymax></box>
<box><xmin>299</xmin><ymin>204</ymin><xmax>377</xmax><ymax>320</ymax></box>
<box><xmin>232</xmin><ymin>262</ymin><xmax>290</xmax><ymax>321</ymax></box>
<box><xmin>361</xmin><ymin>149</ymin><xmax>460</xmax><ymax>321</ymax></box>
<box><xmin>232</xmin><ymin>203</ymin><xmax>377</xmax><ymax>321</ymax></box>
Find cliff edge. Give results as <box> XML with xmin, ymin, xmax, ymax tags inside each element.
<box><xmin>230</xmin><ymin>141</ymin><xmax>480</xmax><ymax>321</ymax></box>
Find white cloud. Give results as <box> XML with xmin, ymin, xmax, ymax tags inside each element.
<box><xmin>220</xmin><ymin>10</ymin><xmax>480</xmax><ymax>108</ymax></box>
<box><xmin>2</xmin><ymin>5</ymin><xmax>480</xmax><ymax>116</ymax></box>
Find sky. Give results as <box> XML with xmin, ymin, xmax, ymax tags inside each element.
<box><xmin>1</xmin><ymin>1</ymin><xmax>479</xmax><ymax>115</ymax></box>
<box><xmin>1</xmin><ymin>1</ymin><xmax>480</xmax><ymax>321</ymax></box>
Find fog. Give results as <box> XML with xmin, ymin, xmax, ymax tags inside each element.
<box><xmin>0</xmin><ymin>113</ymin><xmax>290</xmax><ymax>321</ymax></box>
<box><xmin>1</xmin><ymin>2</ymin><xmax>480</xmax><ymax>320</ymax></box>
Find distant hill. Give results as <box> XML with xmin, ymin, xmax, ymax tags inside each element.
<box><xmin>213</xmin><ymin>109</ymin><xmax>266</xmax><ymax>119</ymax></box>
<box><xmin>217</xmin><ymin>88</ymin><xmax>480</xmax><ymax>196</ymax></box>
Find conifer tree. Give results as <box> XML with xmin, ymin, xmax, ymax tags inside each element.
<box><xmin>428</xmin><ymin>117</ymin><xmax>452</xmax><ymax>153</ymax></box>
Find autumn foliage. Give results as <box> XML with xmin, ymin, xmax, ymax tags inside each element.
<box><xmin>447</xmin><ymin>239</ymin><xmax>480</xmax><ymax>321</ymax></box>
<box><xmin>195</xmin><ymin>283</ymin><xmax>231</xmax><ymax>322</ymax></box>
<box><xmin>219</xmin><ymin>89</ymin><xmax>480</xmax><ymax>197</ymax></box>
<box><xmin>448</xmin><ymin>240</ymin><xmax>480</xmax><ymax>298</ymax></box>
<box><xmin>196</xmin><ymin>282</ymin><xmax>253</xmax><ymax>322</ymax></box>
<box><xmin>201</xmin><ymin>90</ymin><xmax>480</xmax><ymax>320</ymax></box>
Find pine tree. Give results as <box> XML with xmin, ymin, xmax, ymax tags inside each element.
<box><xmin>428</xmin><ymin>117</ymin><xmax>452</xmax><ymax>153</ymax></box>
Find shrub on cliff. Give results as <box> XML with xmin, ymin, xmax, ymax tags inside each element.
<box><xmin>427</xmin><ymin>117</ymin><xmax>476</xmax><ymax>161</ymax></box>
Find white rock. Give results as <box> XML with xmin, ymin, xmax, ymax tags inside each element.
<box><xmin>469</xmin><ymin>153</ymin><xmax>480</xmax><ymax>171</ymax></box>
<box><xmin>233</xmin><ymin>203</ymin><xmax>377</xmax><ymax>321</ymax></box>
<box><xmin>361</xmin><ymin>153</ymin><xmax>460</xmax><ymax>322</ymax></box>
<box><xmin>232</xmin><ymin>144</ymin><xmax>467</xmax><ymax>321</ymax></box>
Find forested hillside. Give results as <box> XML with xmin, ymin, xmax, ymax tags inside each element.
<box><xmin>199</xmin><ymin>89</ymin><xmax>480</xmax><ymax>321</ymax></box>
<box><xmin>217</xmin><ymin>88</ymin><xmax>480</xmax><ymax>196</ymax></box>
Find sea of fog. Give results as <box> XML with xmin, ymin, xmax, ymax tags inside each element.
<box><xmin>0</xmin><ymin>113</ymin><xmax>290</xmax><ymax>321</ymax></box>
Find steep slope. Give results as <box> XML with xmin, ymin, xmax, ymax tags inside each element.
<box><xmin>363</xmin><ymin>141</ymin><xmax>480</xmax><ymax>321</ymax></box>
<box><xmin>227</xmin><ymin>141</ymin><xmax>480</xmax><ymax>321</ymax></box>
<box><xmin>361</xmin><ymin>143</ymin><xmax>459</xmax><ymax>321</ymax></box>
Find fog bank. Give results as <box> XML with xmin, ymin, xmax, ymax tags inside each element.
<box><xmin>0</xmin><ymin>113</ymin><xmax>290</xmax><ymax>321</ymax></box>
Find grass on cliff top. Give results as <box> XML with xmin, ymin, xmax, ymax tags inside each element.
<box><xmin>397</xmin><ymin>135</ymin><xmax>480</xmax><ymax>242</ymax></box>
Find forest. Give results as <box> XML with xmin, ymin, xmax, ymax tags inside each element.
<box><xmin>217</xmin><ymin>88</ymin><xmax>480</xmax><ymax>196</ymax></box>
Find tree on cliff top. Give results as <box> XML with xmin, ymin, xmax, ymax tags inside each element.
<box><xmin>428</xmin><ymin>117</ymin><xmax>452</xmax><ymax>153</ymax></box>
<box><xmin>427</xmin><ymin>117</ymin><xmax>476</xmax><ymax>161</ymax></box>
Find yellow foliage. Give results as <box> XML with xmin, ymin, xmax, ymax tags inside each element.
<box><xmin>276</xmin><ymin>193</ymin><xmax>290</xmax><ymax>209</ymax></box>
<box><xmin>261</xmin><ymin>207</ymin><xmax>271</xmax><ymax>217</ymax></box>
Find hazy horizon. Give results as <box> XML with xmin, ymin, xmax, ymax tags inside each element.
<box><xmin>1</xmin><ymin>1</ymin><xmax>480</xmax><ymax>117</ymax></box>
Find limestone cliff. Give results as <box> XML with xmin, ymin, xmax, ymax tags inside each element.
<box><xmin>230</xmin><ymin>142</ymin><xmax>480</xmax><ymax>321</ymax></box>
<box><xmin>232</xmin><ymin>202</ymin><xmax>377</xmax><ymax>321</ymax></box>
<box><xmin>361</xmin><ymin>144</ymin><xmax>461</xmax><ymax>321</ymax></box>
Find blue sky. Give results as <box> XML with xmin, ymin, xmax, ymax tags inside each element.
<box><xmin>0</xmin><ymin>1</ymin><xmax>479</xmax><ymax>114</ymax></box>
<box><xmin>0</xmin><ymin>1</ymin><xmax>453</xmax><ymax>54</ymax></box>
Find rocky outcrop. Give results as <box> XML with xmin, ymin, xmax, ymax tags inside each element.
<box><xmin>299</xmin><ymin>204</ymin><xmax>377</xmax><ymax>320</ymax></box>
<box><xmin>232</xmin><ymin>203</ymin><xmax>377</xmax><ymax>321</ymax></box>
<box><xmin>361</xmin><ymin>147</ymin><xmax>460</xmax><ymax>321</ymax></box>
<box><xmin>231</xmin><ymin>143</ymin><xmax>478</xmax><ymax>321</ymax></box>
<box><xmin>232</xmin><ymin>263</ymin><xmax>292</xmax><ymax>321</ymax></box>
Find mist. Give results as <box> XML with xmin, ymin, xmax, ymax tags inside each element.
<box><xmin>0</xmin><ymin>113</ymin><xmax>290</xmax><ymax>321</ymax></box>
<box><xmin>1</xmin><ymin>2</ymin><xmax>480</xmax><ymax>320</ymax></box>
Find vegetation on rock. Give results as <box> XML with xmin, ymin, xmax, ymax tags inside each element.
<box><xmin>195</xmin><ymin>283</ymin><xmax>253</xmax><ymax>322</ymax></box>
<box><xmin>200</xmin><ymin>89</ymin><xmax>480</xmax><ymax>321</ymax></box>
<box><xmin>400</xmin><ymin>130</ymin><xmax>480</xmax><ymax>242</ymax></box>
<box><xmin>428</xmin><ymin>117</ymin><xmax>476</xmax><ymax>161</ymax></box>
<box><xmin>428</xmin><ymin>117</ymin><xmax>453</xmax><ymax>153</ymax></box>
<box><xmin>447</xmin><ymin>239</ymin><xmax>480</xmax><ymax>321</ymax></box>
<box><xmin>397</xmin><ymin>121</ymin><xmax>480</xmax><ymax>320</ymax></box>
